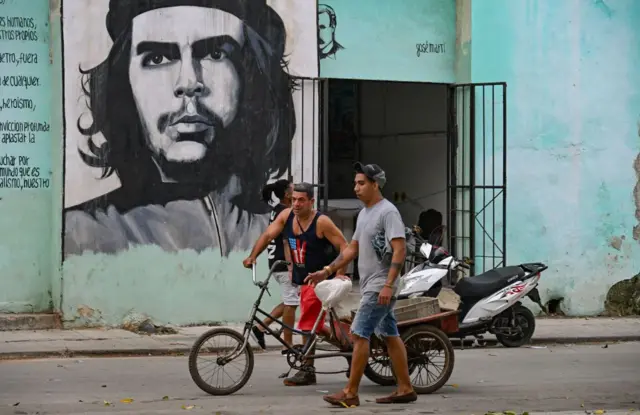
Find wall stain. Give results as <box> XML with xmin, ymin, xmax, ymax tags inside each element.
<box><xmin>593</xmin><ymin>0</ymin><xmax>613</xmax><ymax>18</ymax></box>
<box><xmin>609</xmin><ymin>235</ymin><xmax>623</xmax><ymax>251</ymax></box>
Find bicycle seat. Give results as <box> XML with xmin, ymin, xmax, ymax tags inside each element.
<box><xmin>454</xmin><ymin>266</ymin><xmax>525</xmax><ymax>299</ymax></box>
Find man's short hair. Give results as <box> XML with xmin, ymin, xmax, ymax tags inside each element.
<box><xmin>318</xmin><ymin>4</ymin><xmax>337</xmax><ymax>28</ymax></box>
<box><xmin>293</xmin><ymin>182</ymin><xmax>314</xmax><ymax>199</ymax></box>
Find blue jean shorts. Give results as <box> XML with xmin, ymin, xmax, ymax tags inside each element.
<box><xmin>351</xmin><ymin>291</ymin><xmax>400</xmax><ymax>340</ymax></box>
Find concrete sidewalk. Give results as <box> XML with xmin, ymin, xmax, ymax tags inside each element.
<box><xmin>0</xmin><ymin>317</ymin><xmax>638</xmax><ymax>359</ymax></box>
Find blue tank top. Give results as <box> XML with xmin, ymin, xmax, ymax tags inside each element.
<box><xmin>284</xmin><ymin>211</ymin><xmax>335</xmax><ymax>286</ymax></box>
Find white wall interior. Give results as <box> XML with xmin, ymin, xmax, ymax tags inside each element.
<box><xmin>323</xmin><ymin>80</ymin><xmax>450</xmax><ymax>270</ymax></box>
<box><xmin>359</xmin><ymin>81</ymin><xmax>449</xmax><ymax>239</ymax></box>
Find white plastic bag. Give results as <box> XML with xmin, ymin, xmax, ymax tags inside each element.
<box><xmin>314</xmin><ymin>278</ymin><xmax>353</xmax><ymax>319</ymax></box>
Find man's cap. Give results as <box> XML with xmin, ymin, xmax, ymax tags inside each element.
<box><xmin>354</xmin><ymin>162</ymin><xmax>386</xmax><ymax>189</ymax></box>
<box><xmin>106</xmin><ymin>0</ymin><xmax>286</xmax><ymax>58</ymax></box>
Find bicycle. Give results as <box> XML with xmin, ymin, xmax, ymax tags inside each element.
<box><xmin>188</xmin><ymin>260</ymin><xmax>457</xmax><ymax>396</ymax></box>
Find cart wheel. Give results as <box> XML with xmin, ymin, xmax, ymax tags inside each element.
<box><xmin>401</xmin><ymin>324</ymin><xmax>455</xmax><ymax>394</ymax></box>
<box><xmin>188</xmin><ymin>327</ymin><xmax>254</xmax><ymax>395</ymax></box>
<box><xmin>363</xmin><ymin>335</ymin><xmax>396</xmax><ymax>386</ymax></box>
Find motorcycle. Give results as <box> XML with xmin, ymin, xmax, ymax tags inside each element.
<box><xmin>398</xmin><ymin>228</ymin><xmax>548</xmax><ymax>348</ymax></box>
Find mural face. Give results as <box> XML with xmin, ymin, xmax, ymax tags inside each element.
<box><xmin>318</xmin><ymin>4</ymin><xmax>345</xmax><ymax>60</ymax></box>
<box><xmin>62</xmin><ymin>0</ymin><xmax>318</xmax><ymax>258</ymax></box>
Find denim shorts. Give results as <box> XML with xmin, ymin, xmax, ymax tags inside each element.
<box><xmin>351</xmin><ymin>291</ymin><xmax>400</xmax><ymax>340</ymax></box>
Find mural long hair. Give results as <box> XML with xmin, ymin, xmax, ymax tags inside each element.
<box><xmin>76</xmin><ymin>19</ymin><xmax>297</xmax><ymax>214</ymax></box>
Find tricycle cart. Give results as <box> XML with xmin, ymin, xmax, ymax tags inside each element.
<box><xmin>364</xmin><ymin>308</ymin><xmax>458</xmax><ymax>394</ymax></box>
<box><xmin>188</xmin><ymin>261</ymin><xmax>456</xmax><ymax>396</ymax></box>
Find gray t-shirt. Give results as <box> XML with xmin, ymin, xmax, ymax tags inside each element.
<box><xmin>353</xmin><ymin>198</ymin><xmax>407</xmax><ymax>295</ymax></box>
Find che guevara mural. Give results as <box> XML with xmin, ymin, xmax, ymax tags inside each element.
<box><xmin>62</xmin><ymin>0</ymin><xmax>318</xmax><ymax>259</ymax></box>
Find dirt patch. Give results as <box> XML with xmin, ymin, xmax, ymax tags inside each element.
<box><xmin>120</xmin><ymin>313</ymin><xmax>178</xmax><ymax>335</ymax></box>
<box><xmin>604</xmin><ymin>274</ymin><xmax>640</xmax><ymax>316</ymax></box>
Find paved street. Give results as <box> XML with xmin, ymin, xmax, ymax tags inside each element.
<box><xmin>0</xmin><ymin>342</ymin><xmax>638</xmax><ymax>415</ymax></box>
<box><xmin>1</xmin><ymin>317</ymin><xmax>639</xmax><ymax>358</ymax></box>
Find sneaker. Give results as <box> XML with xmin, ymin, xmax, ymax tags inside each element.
<box><xmin>283</xmin><ymin>367</ymin><xmax>317</xmax><ymax>386</ymax></box>
<box><xmin>251</xmin><ymin>326</ymin><xmax>266</xmax><ymax>349</ymax></box>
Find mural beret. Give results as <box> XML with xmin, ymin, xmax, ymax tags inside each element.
<box><xmin>106</xmin><ymin>0</ymin><xmax>286</xmax><ymax>57</ymax></box>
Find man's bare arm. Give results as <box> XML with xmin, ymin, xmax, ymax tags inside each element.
<box><xmin>318</xmin><ymin>216</ymin><xmax>349</xmax><ymax>275</ymax></box>
<box><xmin>248</xmin><ymin>208</ymin><xmax>291</xmax><ymax>260</ymax></box>
<box><xmin>384</xmin><ymin>238</ymin><xmax>406</xmax><ymax>287</ymax></box>
<box><xmin>327</xmin><ymin>240</ymin><xmax>359</xmax><ymax>275</ymax></box>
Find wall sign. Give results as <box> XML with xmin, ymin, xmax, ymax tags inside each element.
<box><xmin>319</xmin><ymin>0</ymin><xmax>455</xmax><ymax>83</ymax></box>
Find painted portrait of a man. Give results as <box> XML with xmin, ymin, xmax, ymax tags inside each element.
<box><xmin>63</xmin><ymin>0</ymin><xmax>317</xmax><ymax>257</ymax></box>
<box><xmin>318</xmin><ymin>4</ymin><xmax>344</xmax><ymax>60</ymax></box>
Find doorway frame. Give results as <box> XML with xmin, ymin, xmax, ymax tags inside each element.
<box><xmin>447</xmin><ymin>82</ymin><xmax>508</xmax><ymax>275</ymax></box>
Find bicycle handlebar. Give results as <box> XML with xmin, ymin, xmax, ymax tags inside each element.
<box><xmin>250</xmin><ymin>260</ymin><xmax>291</xmax><ymax>286</ymax></box>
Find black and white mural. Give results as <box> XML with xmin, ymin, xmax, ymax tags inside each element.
<box><xmin>318</xmin><ymin>4</ymin><xmax>345</xmax><ymax>60</ymax></box>
<box><xmin>62</xmin><ymin>0</ymin><xmax>318</xmax><ymax>258</ymax></box>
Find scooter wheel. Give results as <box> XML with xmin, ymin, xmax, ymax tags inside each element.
<box><xmin>495</xmin><ymin>304</ymin><xmax>536</xmax><ymax>348</ymax></box>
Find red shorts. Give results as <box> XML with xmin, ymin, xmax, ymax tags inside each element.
<box><xmin>297</xmin><ymin>284</ymin><xmax>326</xmax><ymax>333</ymax></box>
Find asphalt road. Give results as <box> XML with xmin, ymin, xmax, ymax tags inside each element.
<box><xmin>0</xmin><ymin>342</ymin><xmax>638</xmax><ymax>415</ymax></box>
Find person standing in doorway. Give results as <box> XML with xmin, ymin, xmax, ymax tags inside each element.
<box><xmin>251</xmin><ymin>180</ymin><xmax>298</xmax><ymax>353</ymax></box>
<box><xmin>243</xmin><ymin>182</ymin><xmax>349</xmax><ymax>386</ymax></box>
<box><xmin>306</xmin><ymin>162</ymin><xmax>417</xmax><ymax>407</ymax></box>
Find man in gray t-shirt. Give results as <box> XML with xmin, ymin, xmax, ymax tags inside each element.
<box><xmin>305</xmin><ymin>162</ymin><xmax>417</xmax><ymax>408</ymax></box>
<box><xmin>353</xmin><ymin>196</ymin><xmax>407</xmax><ymax>296</ymax></box>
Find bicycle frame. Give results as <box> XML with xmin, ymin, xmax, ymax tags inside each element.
<box><xmin>224</xmin><ymin>260</ymin><xmax>354</xmax><ymax>365</ymax></box>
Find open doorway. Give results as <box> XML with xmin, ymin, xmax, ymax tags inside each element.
<box><xmin>319</xmin><ymin>79</ymin><xmax>450</xmax><ymax>278</ymax></box>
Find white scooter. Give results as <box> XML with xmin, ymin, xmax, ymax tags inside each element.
<box><xmin>398</xmin><ymin>233</ymin><xmax>548</xmax><ymax>348</ymax></box>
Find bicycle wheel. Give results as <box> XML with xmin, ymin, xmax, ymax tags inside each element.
<box><xmin>188</xmin><ymin>327</ymin><xmax>254</xmax><ymax>395</ymax></box>
<box><xmin>401</xmin><ymin>324</ymin><xmax>455</xmax><ymax>394</ymax></box>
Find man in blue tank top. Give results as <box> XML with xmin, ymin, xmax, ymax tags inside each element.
<box><xmin>305</xmin><ymin>162</ymin><xmax>417</xmax><ymax>407</ymax></box>
<box><xmin>243</xmin><ymin>182</ymin><xmax>350</xmax><ymax>386</ymax></box>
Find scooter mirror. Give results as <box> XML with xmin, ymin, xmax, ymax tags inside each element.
<box><xmin>419</xmin><ymin>242</ymin><xmax>433</xmax><ymax>259</ymax></box>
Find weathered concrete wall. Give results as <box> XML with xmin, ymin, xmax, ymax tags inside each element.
<box><xmin>59</xmin><ymin>0</ymin><xmax>319</xmax><ymax>327</ymax></box>
<box><xmin>0</xmin><ymin>0</ymin><xmax>55</xmax><ymax>314</ymax></box>
<box><xmin>470</xmin><ymin>0</ymin><xmax>640</xmax><ymax>315</ymax></box>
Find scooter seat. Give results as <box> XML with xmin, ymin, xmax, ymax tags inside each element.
<box><xmin>454</xmin><ymin>266</ymin><xmax>525</xmax><ymax>299</ymax></box>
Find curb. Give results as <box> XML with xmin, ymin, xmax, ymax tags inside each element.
<box><xmin>451</xmin><ymin>335</ymin><xmax>640</xmax><ymax>347</ymax></box>
<box><xmin>1</xmin><ymin>336</ymin><xmax>638</xmax><ymax>360</ymax></box>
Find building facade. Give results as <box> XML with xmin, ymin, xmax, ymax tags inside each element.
<box><xmin>0</xmin><ymin>0</ymin><xmax>637</xmax><ymax>327</ymax></box>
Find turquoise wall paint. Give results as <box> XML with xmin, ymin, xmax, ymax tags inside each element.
<box><xmin>470</xmin><ymin>0</ymin><xmax>640</xmax><ymax>315</ymax></box>
<box><xmin>319</xmin><ymin>0</ymin><xmax>456</xmax><ymax>82</ymax></box>
<box><xmin>61</xmin><ymin>249</ymin><xmax>279</xmax><ymax>327</ymax></box>
<box><xmin>0</xmin><ymin>0</ymin><xmax>54</xmax><ymax>313</ymax></box>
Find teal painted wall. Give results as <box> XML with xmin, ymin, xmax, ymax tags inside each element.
<box><xmin>470</xmin><ymin>0</ymin><xmax>640</xmax><ymax>314</ymax></box>
<box><xmin>319</xmin><ymin>0</ymin><xmax>456</xmax><ymax>82</ymax></box>
<box><xmin>0</xmin><ymin>0</ymin><xmax>54</xmax><ymax>313</ymax></box>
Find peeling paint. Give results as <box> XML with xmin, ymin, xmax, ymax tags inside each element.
<box><xmin>76</xmin><ymin>304</ymin><xmax>95</xmax><ymax>319</ymax></box>
<box><xmin>609</xmin><ymin>236</ymin><xmax>623</xmax><ymax>251</ymax></box>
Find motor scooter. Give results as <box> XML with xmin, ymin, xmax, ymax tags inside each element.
<box><xmin>398</xmin><ymin>229</ymin><xmax>548</xmax><ymax>348</ymax></box>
